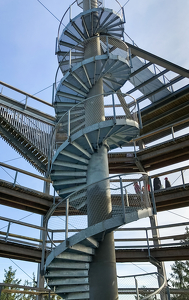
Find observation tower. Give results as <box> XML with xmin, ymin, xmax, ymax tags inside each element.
<box><xmin>45</xmin><ymin>0</ymin><xmax>152</xmax><ymax>299</ymax></box>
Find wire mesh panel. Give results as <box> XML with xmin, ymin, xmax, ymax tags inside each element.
<box><xmin>118</xmin><ymin>272</ymin><xmax>165</xmax><ymax>300</ymax></box>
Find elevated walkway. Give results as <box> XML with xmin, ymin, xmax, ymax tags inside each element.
<box><xmin>0</xmin><ymin>180</ymin><xmax>189</xmax><ymax>214</ymax></box>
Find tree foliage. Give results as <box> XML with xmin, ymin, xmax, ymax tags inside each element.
<box><xmin>169</xmin><ymin>227</ymin><xmax>189</xmax><ymax>300</ymax></box>
<box><xmin>1</xmin><ymin>266</ymin><xmax>22</xmax><ymax>300</ymax></box>
<box><xmin>1</xmin><ymin>267</ymin><xmax>60</xmax><ymax>300</ymax></box>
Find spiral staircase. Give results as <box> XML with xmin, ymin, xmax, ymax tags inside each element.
<box><xmin>44</xmin><ymin>1</ymin><xmax>153</xmax><ymax>299</ymax></box>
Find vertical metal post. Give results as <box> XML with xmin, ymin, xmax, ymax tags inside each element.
<box><xmin>129</xmin><ymin>48</ymin><xmax>133</xmax><ymax>68</ymax></box>
<box><xmin>5</xmin><ymin>222</ymin><xmax>11</xmax><ymax>242</ymax></box>
<box><xmin>25</xmin><ymin>96</ymin><xmax>28</xmax><ymax>109</ymax></box>
<box><xmin>102</xmin><ymin>0</ymin><xmax>105</xmax><ymax>7</ymax></box>
<box><xmin>51</xmin><ymin>232</ymin><xmax>53</xmax><ymax>251</ymax></box>
<box><xmin>120</xmin><ymin>177</ymin><xmax>126</xmax><ymax>223</ymax></box>
<box><xmin>37</xmin><ymin>180</ymin><xmax>50</xmax><ymax>300</ymax></box>
<box><xmin>149</xmin><ymin>176</ymin><xmax>157</xmax><ymax>215</ymax></box>
<box><xmin>181</xmin><ymin>170</ymin><xmax>185</xmax><ymax>188</ymax></box>
<box><xmin>13</xmin><ymin>171</ymin><xmax>18</xmax><ymax>187</ymax></box>
<box><xmin>52</xmin><ymin>82</ymin><xmax>55</xmax><ymax>105</ymax></box>
<box><xmin>69</xmin><ymin>50</ymin><xmax>72</xmax><ymax>69</ymax></box>
<box><xmin>69</xmin><ymin>5</ymin><xmax>72</xmax><ymax>20</ymax></box>
<box><xmin>89</xmin><ymin>0</ymin><xmax>91</xmax><ymax>9</ymax></box>
<box><xmin>106</xmin><ymin>36</ymin><xmax>109</xmax><ymax>55</ymax></box>
<box><xmin>65</xmin><ymin>198</ymin><xmax>69</xmax><ymax>241</ymax></box>
<box><xmin>137</xmin><ymin>101</ymin><xmax>143</xmax><ymax>129</ymax></box>
<box><xmin>171</xmin><ymin>127</ymin><xmax>175</xmax><ymax>140</ymax></box>
<box><xmin>135</xmin><ymin>277</ymin><xmax>139</xmax><ymax>300</ymax></box>
<box><xmin>134</xmin><ymin>141</ymin><xmax>137</xmax><ymax>158</ymax></box>
<box><xmin>146</xmin><ymin>229</ymin><xmax>151</xmax><ymax>258</ymax></box>
<box><xmin>53</xmin><ymin>188</ymin><xmax>56</xmax><ymax>204</ymax></box>
<box><xmin>125</xmin><ymin>188</ymin><xmax>129</xmax><ymax>206</ymax></box>
<box><xmin>68</xmin><ymin>110</ymin><xmax>70</xmax><ymax>139</ymax></box>
<box><xmin>0</xmin><ymin>86</ymin><xmax>3</xmax><ymax>94</ymax></box>
<box><xmin>122</xmin><ymin>7</ymin><xmax>126</xmax><ymax>23</ymax></box>
<box><xmin>112</xmin><ymin>94</ymin><xmax>116</xmax><ymax>123</ymax></box>
<box><xmin>55</xmin><ymin>37</ymin><xmax>58</xmax><ymax>55</ymax></box>
<box><xmin>166</xmin><ymin>285</ymin><xmax>171</xmax><ymax>300</ymax></box>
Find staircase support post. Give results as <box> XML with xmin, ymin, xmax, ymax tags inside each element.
<box><xmin>37</xmin><ymin>180</ymin><xmax>50</xmax><ymax>300</ymax></box>
<box><xmin>83</xmin><ymin>2</ymin><xmax>118</xmax><ymax>298</ymax></box>
<box><xmin>150</xmin><ymin>214</ymin><xmax>168</xmax><ymax>300</ymax></box>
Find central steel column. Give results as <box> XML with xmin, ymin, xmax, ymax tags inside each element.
<box><xmin>83</xmin><ymin>1</ymin><xmax>118</xmax><ymax>299</ymax></box>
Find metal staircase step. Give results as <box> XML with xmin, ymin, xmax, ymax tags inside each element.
<box><xmin>60</xmin><ymin>150</ymin><xmax>89</xmax><ymax>164</ymax></box>
<box><xmin>68</xmin><ymin>243</ymin><xmax>95</xmax><ymax>255</ymax></box>
<box><xmin>51</xmin><ymin>171</ymin><xmax>87</xmax><ymax>178</ymax></box>
<box><xmin>71</xmin><ymin>141</ymin><xmax>91</xmax><ymax>158</ymax></box>
<box><xmin>45</xmin><ymin>269</ymin><xmax>88</xmax><ymax>278</ymax></box>
<box><xmin>56</xmin><ymin>285</ymin><xmax>89</xmax><ymax>294</ymax></box>
<box><xmin>53</xmin><ymin>161</ymin><xmax>88</xmax><ymax>170</ymax></box>
<box><xmin>69</xmin><ymin>190</ymin><xmax>87</xmax><ymax>203</ymax></box>
<box><xmin>58</xmin><ymin>184</ymin><xmax>87</xmax><ymax>196</ymax></box>
<box><xmin>84</xmin><ymin>237</ymin><xmax>99</xmax><ymax>248</ymax></box>
<box><xmin>53</xmin><ymin>178</ymin><xmax>86</xmax><ymax>186</ymax></box>
<box><xmin>60</xmin><ymin>292</ymin><xmax>89</xmax><ymax>300</ymax></box>
<box><xmin>56</xmin><ymin>252</ymin><xmax>92</xmax><ymax>262</ymax></box>
<box><xmin>48</xmin><ymin>277</ymin><xmax>89</xmax><ymax>286</ymax></box>
<box><xmin>47</xmin><ymin>261</ymin><xmax>89</xmax><ymax>270</ymax></box>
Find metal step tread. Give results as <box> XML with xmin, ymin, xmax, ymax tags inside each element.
<box><xmin>47</xmin><ymin>277</ymin><xmax>89</xmax><ymax>286</ymax></box>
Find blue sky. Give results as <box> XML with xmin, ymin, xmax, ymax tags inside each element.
<box><xmin>0</xmin><ymin>0</ymin><xmax>189</xmax><ymax>286</ymax></box>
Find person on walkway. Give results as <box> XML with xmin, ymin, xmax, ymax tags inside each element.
<box><xmin>153</xmin><ymin>177</ymin><xmax>161</xmax><ymax>190</ymax></box>
<box><xmin>134</xmin><ymin>181</ymin><xmax>141</xmax><ymax>194</ymax></box>
<box><xmin>165</xmin><ymin>177</ymin><xmax>171</xmax><ymax>188</ymax></box>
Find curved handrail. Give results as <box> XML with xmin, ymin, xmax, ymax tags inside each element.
<box><xmin>118</xmin><ymin>272</ymin><xmax>166</xmax><ymax>300</ymax></box>
<box><xmin>57</xmin><ymin>0</ymin><xmax>123</xmax><ymax>46</ymax></box>
<box><xmin>45</xmin><ymin>171</ymin><xmax>149</xmax><ymax>246</ymax></box>
<box><xmin>47</xmin><ymin>90</ymin><xmax>138</xmax><ymax>174</ymax></box>
<box><xmin>55</xmin><ymin>34</ymin><xmax>130</xmax><ymax>90</ymax></box>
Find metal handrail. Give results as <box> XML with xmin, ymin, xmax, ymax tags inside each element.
<box><xmin>54</xmin><ymin>34</ymin><xmax>130</xmax><ymax>91</ymax></box>
<box><xmin>56</xmin><ymin>0</ymin><xmax>123</xmax><ymax>47</ymax></box>
<box><xmin>0</xmin><ymin>80</ymin><xmax>52</xmax><ymax>108</ymax></box>
<box><xmin>118</xmin><ymin>272</ymin><xmax>166</xmax><ymax>300</ymax></box>
<box><xmin>48</xmin><ymin>90</ymin><xmax>138</xmax><ymax>174</ymax></box>
<box><xmin>45</xmin><ymin>171</ymin><xmax>149</xmax><ymax>247</ymax></box>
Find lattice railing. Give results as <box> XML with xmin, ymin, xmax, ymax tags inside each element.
<box><xmin>0</xmin><ymin>104</ymin><xmax>55</xmax><ymax>158</ymax></box>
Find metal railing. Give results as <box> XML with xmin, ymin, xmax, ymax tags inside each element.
<box><xmin>118</xmin><ymin>272</ymin><xmax>166</xmax><ymax>300</ymax></box>
<box><xmin>49</xmin><ymin>91</ymin><xmax>138</xmax><ymax>165</ymax></box>
<box><xmin>55</xmin><ymin>36</ymin><xmax>130</xmax><ymax>79</ymax></box>
<box><xmin>0</xmin><ymin>103</ymin><xmax>55</xmax><ymax>158</ymax></box>
<box><xmin>123</xmin><ymin>33</ymin><xmax>174</xmax><ymax>95</ymax></box>
<box><xmin>0</xmin><ymin>162</ymin><xmax>51</xmax><ymax>187</ymax></box>
<box><xmin>150</xmin><ymin>166</ymin><xmax>189</xmax><ymax>190</ymax></box>
<box><xmin>46</xmin><ymin>172</ymin><xmax>151</xmax><ymax>248</ymax></box>
<box><xmin>56</xmin><ymin>0</ymin><xmax>124</xmax><ymax>45</ymax></box>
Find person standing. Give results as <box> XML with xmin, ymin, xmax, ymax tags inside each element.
<box><xmin>153</xmin><ymin>177</ymin><xmax>161</xmax><ymax>190</ymax></box>
<box><xmin>134</xmin><ymin>181</ymin><xmax>141</xmax><ymax>194</ymax></box>
<box><xmin>165</xmin><ymin>177</ymin><xmax>171</xmax><ymax>188</ymax></box>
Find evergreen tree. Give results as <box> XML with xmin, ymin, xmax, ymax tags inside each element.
<box><xmin>170</xmin><ymin>227</ymin><xmax>189</xmax><ymax>300</ymax></box>
<box><xmin>1</xmin><ymin>266</ymin><xmax>22</xmax><ymax>300</ymax></box>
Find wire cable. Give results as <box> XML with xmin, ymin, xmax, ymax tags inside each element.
<box><xmin>0</xmin><ymin>166</ymin><xmax>20</xmax><ymax>185</ymax></box>
<box><xmin>3</xmin><ymin>157</ymin><xmax>22</xmax><ymax>163</ymax></box>
<box><xmin>168</xmin><ymin>210</ymin><xmax>189</xmax><ymax>221</ymax></box>
<box><xmin>9</xmin><ymin>258</ymin><xmax>34</xmax><ymax>281</ymax></box>
<box><xmin>36</xmin><ymin>0</ymin><xmax>61</xmax><ymax>23</ymax></box>
<box><xmin>0</xmin><ymin>213</ymin><xmax>34</xmax><ymax>231</ymax></box>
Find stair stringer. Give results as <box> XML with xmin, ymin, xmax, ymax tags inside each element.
<box><xmin>45</xmin><ymin>207</ymin><xmax>153</xmax><ymax>299</ymax></box>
